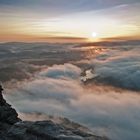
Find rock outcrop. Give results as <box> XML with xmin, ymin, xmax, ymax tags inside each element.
<box><xmin>0</xmin><ymin>87</ymin><xmax>109</xmax><ymax>140</ymax></box>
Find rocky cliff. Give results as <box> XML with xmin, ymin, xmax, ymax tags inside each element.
<box><xmin>0</xmin><ymin>90</ymin><xmax>109</xmax><ymax>140</ymax></box>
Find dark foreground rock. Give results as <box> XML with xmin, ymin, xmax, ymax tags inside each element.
<box><xmin>0</xmin><ymin>89</ymin><xmax>109</xmax><ymax>140</ymax></box>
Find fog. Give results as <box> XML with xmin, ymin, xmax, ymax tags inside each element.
<box><xmin>0</xmin><ymin>41</ymin><xmax>140</xmax><ymax>140</ymax></box>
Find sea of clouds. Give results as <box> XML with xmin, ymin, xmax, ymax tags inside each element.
<box><xmin>5</xmin><ymin>43</ymin><xmax>140</xmax><ymax>140</ymax></box>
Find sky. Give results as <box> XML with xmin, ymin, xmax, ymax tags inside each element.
<box><xmin>0</xmin><ymin>0</ymin><xmax>140</xmax><ymax>42</ymax></box>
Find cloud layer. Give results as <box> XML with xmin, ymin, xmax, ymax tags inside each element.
<box><xmin>92</xmin><ymin>45</ymin><xmax>140</xmax><ymax>91</ymax></box>
<box><xmin>3</xmin><ymin>42</ymin><xmax>140</xmax><ymax>140</ymax></box>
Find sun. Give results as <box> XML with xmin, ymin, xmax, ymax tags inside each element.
<box><xmin>88</xmin><ymin>32</ymin><xmax>99</xmax><ymax>42</ymax></box>
<box><xmin>92</xmin><ymin>32</ymin><xmax>97</xmax><ymax>38</ymax></box>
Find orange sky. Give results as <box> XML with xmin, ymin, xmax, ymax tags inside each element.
<box><xmin>0</xmin><ymin>1</ymin><xmax>140</xmax><ymax>42</ymax></box>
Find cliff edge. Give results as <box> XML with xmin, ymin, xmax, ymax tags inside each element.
<box><xmin>0</xmin><ymin>86</ymin><xmax>109</xmax><ymax>140</ymax></box>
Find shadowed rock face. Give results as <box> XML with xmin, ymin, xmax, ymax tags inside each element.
<box><xmin>0</xmin><ymin>88</ymin><xmax>21</xmax><ymax>139</ymax></box>
<box><xmin>0</xmin><ymin>88</ymin><xmax>109</xmax><ymax>140</ymax></box>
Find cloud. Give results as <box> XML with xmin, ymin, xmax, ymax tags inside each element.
<box><xmin>0</xmin><ymin>42</ymin><xmax>80</xmax><ymax>87</ymax></box>
<box><xmin>3</xmin><ymin>42</ymin><xmax>140</xmax><ymax>140</ymax></box>
<box><xmin>6</xmin><ymin>63</ymin><xmax>83</xmax><ymax>112</ymax></box>
<box><xmin>1</xmin><ymin>0</ymin><xmax>139</xmax><ymax>9</ymax></box>
<box><xmin>39</xmin><ymin>63</ymin><xmax>81</xmax><ymax>79</ymax></box>
<box><xmin>0</xmin><ymin>62</ymin><xmax>40</xmax><ymax>83</ymax></box>
<box><xmin>91</xmin><ymin>45</ymin><xmax>140</xmax><ymax>91</ymax></box>
<box><xmin>5</xmin><ymin>61</ymin><xmax>140</xmax><ymax>140</ymax></box>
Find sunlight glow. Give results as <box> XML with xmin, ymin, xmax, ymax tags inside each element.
<box><xmin>92</xmin><ymin>32</ymin><xmax>97</xmax><ymax>38</ymax></box>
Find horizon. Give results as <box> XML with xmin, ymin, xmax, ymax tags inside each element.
<box><xmin>0</xmin><ymin>0</ymin><xmax>140</xmax><ymax>42</ymax></box>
